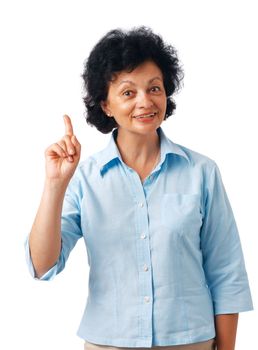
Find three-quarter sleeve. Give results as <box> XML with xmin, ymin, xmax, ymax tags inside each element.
<box><xmin>24</xmin><ymin>174</ymin><xmax>83</xmax><ymax>281</ymax></box>
<box><xmin>200</xmin><ymin>162</ymin><xmax>253</xmax><ymax>314</ymax></box>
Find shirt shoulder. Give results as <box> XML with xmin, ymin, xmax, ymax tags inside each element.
<box><xmin>173</xmin><ymin>141</ymin><xmax>218</xmax><ymax>172</ymax></box>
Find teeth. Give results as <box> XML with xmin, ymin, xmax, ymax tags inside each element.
<box><xmin>134</xmin><ymin>112</ymin><xmax>156</xmax><ymax>119</ymax></box>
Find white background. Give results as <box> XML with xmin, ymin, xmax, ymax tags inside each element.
<box><xmin>0</xmin><ymin>1</ymin><xmax>257</xmax><ymax>349</ymax></box>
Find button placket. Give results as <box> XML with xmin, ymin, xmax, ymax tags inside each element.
<box><xmin>136</xmin><ymin>197</ymin><xmax>153</xmax><ymax>339</ymax></box>
<box><xmin>126</xmin><ymin>167</ymin><xmax>153</xmax><ymax>341</ymax></box>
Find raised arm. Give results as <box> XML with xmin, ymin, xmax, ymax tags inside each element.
<box><xmin>29</xmin><ymin>115</ymin><xmax>81</xmax><ymax>278</ymax></box>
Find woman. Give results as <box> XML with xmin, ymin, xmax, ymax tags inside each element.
<box><xmin>25</xmin><ymin>27</ymin><xmax>253</xmax><ymax>350</ymax></box>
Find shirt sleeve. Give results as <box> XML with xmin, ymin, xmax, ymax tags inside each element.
<box><xmin>200</xmin><ymin>162</ymin><xmax>253</xmax><ymax>315</ymax></box>
<box><xmin>24</xmin><ymin>173</ymin><xmax>83</xmax><ymax>281</ymax></box>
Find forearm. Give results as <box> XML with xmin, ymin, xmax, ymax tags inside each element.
<box><xmin>29</xmin><ymin>179</ymin><xmax>67</xmax><ymax>278</ymax></box>
<box><xmin>214</xmin><ymin>313</ymin><xmax>239</xmax><ymax>350</ymax></box>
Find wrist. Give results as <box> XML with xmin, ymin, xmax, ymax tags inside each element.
<box><xmin>44</xmin><ymin>178</ymin><xmax>69</xmax><ymax>194</ymax></box>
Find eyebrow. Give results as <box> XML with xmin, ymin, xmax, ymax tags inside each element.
<box><xmin>118</xmin><ymin>76</ymin><xmax>163</xmax><ymax>86</ymax></box>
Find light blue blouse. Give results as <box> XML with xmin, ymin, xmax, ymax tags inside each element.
<box><xmin>25</xmin><ymin>126</ymin><xmax>253</xmax><ymax>347</ymax></box>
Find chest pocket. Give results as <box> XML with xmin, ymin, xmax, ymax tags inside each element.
<box><xmin>161</xmin><ymin>193</ymin><xmax>202</xmax><ymax>234</ymax></box>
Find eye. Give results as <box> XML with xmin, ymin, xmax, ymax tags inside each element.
<box><xmin>150</xmin><ymin>86</ymin><xmax>161</xmax><ymax>92</ymax></box>
<box><xmin>122</xmin><ymin>90</ymin><xmax>133</xmax><ymax>96</ymax></box>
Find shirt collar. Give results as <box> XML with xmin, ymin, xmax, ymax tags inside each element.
<box><xmin>95</xmin><ymin>126</ymin><xmax>190</xmax><ymax>175</ymax></box>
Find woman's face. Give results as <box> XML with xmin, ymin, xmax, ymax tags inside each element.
<box><xmin>101</xmin><ymin>60</ymin><xmax>167</xmax><ymax>137</ymax></box>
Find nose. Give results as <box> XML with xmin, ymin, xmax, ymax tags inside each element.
<box><xmin>136</xmin><ymin>91</ymin><xmax>154</xmax><ymax>109</ymax></box>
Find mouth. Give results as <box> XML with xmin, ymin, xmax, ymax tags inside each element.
<box><xmin>132</xmin><ymin>112</ymin><xmax>158</xmax><ymax>119</ymax></box>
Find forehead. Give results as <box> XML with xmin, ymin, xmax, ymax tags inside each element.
<box><xmin>110</xmin><ymin>60</ymin><xmax>163</xmax><ymax>85</ymax></box>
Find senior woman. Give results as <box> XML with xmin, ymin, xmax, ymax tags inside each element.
<box><xmin>25</xmin><ymin>27</ymin><xmax>253</xmax><ymax>350</ymax></box>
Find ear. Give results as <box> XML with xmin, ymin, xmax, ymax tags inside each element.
<box><xmin>100</xmin><ymin>100</ymin><xmax>112</xmax><ymax>117</ymax></box>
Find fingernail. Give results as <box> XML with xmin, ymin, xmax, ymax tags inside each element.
<box><xmin>69</xmin><ymin>149</ymin><xmax>75</xmax><ymax>155</ymax></box>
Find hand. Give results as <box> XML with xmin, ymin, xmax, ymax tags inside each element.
<box><xmin>44</xmin><ymin>115</ymin><xmax>81</xmax><ymax>184</ymax></box>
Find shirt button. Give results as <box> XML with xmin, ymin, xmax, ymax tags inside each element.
<box><xmin>139</xmin><ymin>202</ymin><xmax>144</xmax><ymax>208</ymax></box>
<box><xmin>144</xmin><ymin>296</ymin><xmax>150</xmax><ymax>303</ymax></box>
<box><xmin>143</xmin><ymin>264</ymin><xmax>148</xmax><ymax>271</ymax></box>
<box><xmin>140</xmin><ymin>233</ymin><xmax>146</xmax><ymax>239</ymax></box>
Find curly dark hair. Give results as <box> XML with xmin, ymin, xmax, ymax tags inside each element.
<box><xmin>81</xmin><ymin>26</ymin><xmax>184</xmax><ymax>134</ymax></box>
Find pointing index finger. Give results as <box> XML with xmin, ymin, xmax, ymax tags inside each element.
<box><xmin>63</xmin><ymin>114</ymin><xmax>74</xmax><ymax>136</ymax></box>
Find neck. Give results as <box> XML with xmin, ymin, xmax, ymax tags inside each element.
<box><xmin>115</xmin><ymin>127</ymin><xmax>160</xmax><ymax>167</ymax></box>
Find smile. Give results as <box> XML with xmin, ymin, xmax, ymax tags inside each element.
<box><xmin>133</xmin><ymin>112</ymin><xmax>157</xmax><ymax>119</ymax></box>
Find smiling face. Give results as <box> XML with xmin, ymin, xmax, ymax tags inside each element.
<box><xmin>101</xmin><ymin>60</ymin><xmax>167</xmax><ymax>137</ymax></box>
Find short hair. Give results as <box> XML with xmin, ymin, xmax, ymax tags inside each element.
<box><xmin>81</xmin><ymin>26</ymin><xmax>184</xmax><ymax>134</ymax></box>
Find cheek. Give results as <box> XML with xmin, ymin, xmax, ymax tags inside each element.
<box><xmin>155</xmin><ymin>96</ymin><xmax>167</xmax><ymax>110</ymax></box>
<box><xmin>116</xmin><ymin>100</ymin><xmax>135</xmax><ymax>115</ymax></box>
<box><xmin>162</xmin><ymin>96</ymin><xmax>167</xmax><ymax>110</ymax></box>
